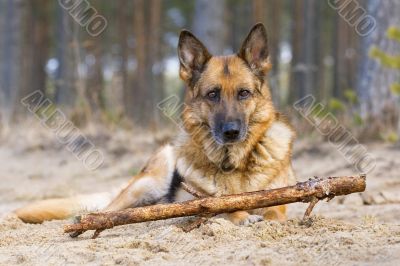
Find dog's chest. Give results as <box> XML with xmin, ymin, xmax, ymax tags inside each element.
<box><xmin>175</xmin><ymin>155</ymin><xmax>274</xmax><ymax>196</ymax></box>
<box><xmin>174</xmin><ymin>119</ymin><xmax>295</xmax><ymax>196</ymax></box>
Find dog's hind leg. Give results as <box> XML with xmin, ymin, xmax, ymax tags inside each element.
<box><xmin>103</xmin><ymin>144</ymin><xmax>176</xmax><ymax>212</ymax></box>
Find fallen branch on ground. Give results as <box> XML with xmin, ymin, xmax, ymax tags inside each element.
<box><xmin>64</xmin><ymin>174</ymin><xmax>366</xmax><ymax>238</ymax></box>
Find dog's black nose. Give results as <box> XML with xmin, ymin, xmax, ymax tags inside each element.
<box><xmin>222</xmin><ymin>121</ymin><xmax>241</xmax><ymax>142</ymax></box>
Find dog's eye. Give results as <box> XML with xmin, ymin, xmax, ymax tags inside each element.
<box><xmin>238</xmin><ymin>89</ymin><xmax>251</xmax><ymax>100</ymax></box>
<box><xmin>206</xmin><ymin>90</ymin><xmax>219</xmax><ymax>101</ymax></box>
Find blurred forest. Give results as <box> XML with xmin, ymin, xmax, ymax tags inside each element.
<box><xmin>0</xmin><ymin>0</ymin><xmax>399</xmax><ymax>141</ymax></box>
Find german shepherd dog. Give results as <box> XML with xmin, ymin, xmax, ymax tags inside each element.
<box><xmin>15</xmin><ymin>23</ymin><xmax>296</xmax><ymax>225</ymax></box>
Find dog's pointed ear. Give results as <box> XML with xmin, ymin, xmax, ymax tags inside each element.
<box><xmin>238</xmin><ymin>23</ymin><xmax>271</xmax><ymax>76</ymax></box>
<box><xmin>178</xmin><ymin>30</ymin><xmax>211</xmax><ymax>85</ymax></box>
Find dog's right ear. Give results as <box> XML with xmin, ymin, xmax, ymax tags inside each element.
<box><xmin>178</xmin><ymin>30</ymin><xmax>211</xmax><ymax>85</ymax></box>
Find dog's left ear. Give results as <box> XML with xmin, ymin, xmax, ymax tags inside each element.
<box><xmin>238</xmin><ymin>23</ymin><xmax>271</xmax><ymax>76</ymax></box>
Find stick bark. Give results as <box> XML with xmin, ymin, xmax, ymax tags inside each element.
<box><xmin>64</xmin><ymin>175</ymin><xmax>366</xmax><ymax>237</ymax></box>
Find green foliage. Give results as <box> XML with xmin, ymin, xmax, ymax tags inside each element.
<box><xmin>328</xmin><ymin>98</ymin><xmax>345</xmax><ymax>112</ymax></box>
<box><xmin>369</xmin><ymin>26</ymin><xmax>400</xmax><ymax>70</ymax></box>
<box><xmin>35</xmin><ymin>103</ymin><xmax>57</xmax><ymax>119</ymax></box>
<box><xmin>390</xmin><ymin>83</ymin><xmax>400</xmax><ymax>95</ymax></box>
<box><xmin>353</xmin><ymin>113</ymin><xmax>364</xmax><ymax>126</ymax></box>
<box><xmin>323</xmin><ymin>95</ymin><xmax>364</xmax><ymax>127</ymax></box>
<box><xmin>387</xmin><ymin>26</ymin><xmax>400</xmax><ymax>42</ymax></box>
<box><xmin>369</xmin><ymin>46</ymin><xmax>400</xmax><ymax>69</ymax></box>
<box><xmin>310</xmin><ymin>103</ymin><xmax>329</xmax><ymax>118</ymax></box>
<box><xmin>344</xmin><ymin>89</ymin><xmax>358</xmax><ymax>104</ymax></box>
<box><xmin>384</xmin><ymin>131</ymin><xmax>399</xmax><ymax>143</ymax></box>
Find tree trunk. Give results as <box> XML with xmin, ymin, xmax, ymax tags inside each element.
<box><xmin>0</xmin><ymin>0</ymin><xmax>22</xmax><ymax>123</ymax></box>
<box><xmin>118</xmin><ymin>0</ymin><xmax>130</xmax><ymax>116</ymax></box>
<box><xmin>193</xmin><ymin>0</ymin><xmax>226</xmax><ymax>55</ymax></box>
<box><xmin>289</xmin><ymin>0</ymin><xmax>306</xmax><ymax>102</ymax></box>
<box><xmin>290</xmin><ymin>0</ymin><xmax>320</xmax><ymax>103</ymax></box>
<box><xmin>333</xmin><ymin>7</ymin><xmax>360</xmax><ymax>99</ymax></box>
<box><xmin>55</xmin><ymin>5</ymin><xmax>77</xmax><ymax>107</ymax></box>
<box><xmin>31</xmin><ymin>1</ymin><xmax>50</xmax><ymax>96</ymax></box>
<box><xmin>85</xmin><ymin>41</ymin><xmax>105</xmax><ymax>118</ymax></box>
<box><xmin>229</xmin><ymin>0</ymin><xmax>251</xmax><ymax>53</ymax></box>
<box><xmin>316</xmin><ymin>3</ymin><xmax>336</xmax><ymax>101</ymax></box>
<box><xmin>132</xmin><ymin>0</ymin><xmax>149</xmax><ymax>126</ymax></box>
<box><xmin>12</xmin><ymin>0</ymin><xmax>50</xmax><ymax>119</ymax></box>
<box><xmin>147</xmin><ymin>0</ymin><xmax>163</xmax><ymax>127</ymax></box>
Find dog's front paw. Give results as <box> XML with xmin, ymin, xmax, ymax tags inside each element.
<box><xmin>227</xmin><ymin>211</ymin><xmax>264</xmax><ymax>225</ymax></box>
<box><xmin>239</xmin><ymin>214</ymin><xmax>264</xmax><ymax>225</ymax></box>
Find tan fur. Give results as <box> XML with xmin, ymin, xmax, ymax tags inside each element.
<box><xmin>226</xmin><ymin>211</ymin><xmax>252</xmax><ymax>225</ymax></box>
<box><xmin>262</xmin><ymin>206</ymin><xmax>287</xmax><ymax>221</ymax></box>
<box><xmin>15</xmin><ymin>23</ymin><xmax>296</xmax><ymax>225</ymax></box>
<box><xmin>14</xmin><ymin>191</ymin><xmax>120</xmax><ymax>223</ymax></box>
<box><xmin>104</xmin><ymin>144</ymin><xmax>176</xmax><ymax>212</ymax></box>
<box><xmin>15</xmin><ymin>198</ymin><xmax>80</xmax><ymax>223</ymax></box>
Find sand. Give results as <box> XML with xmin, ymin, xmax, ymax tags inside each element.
<box><xmin>0</xmin><ymin>124</ymin><xmax>400</xmax><ymax>265</ymax></box>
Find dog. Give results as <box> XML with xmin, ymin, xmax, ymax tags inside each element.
<box><xmin>15</xmin><ymin>23</ymin><xmax>296</xmax><ymax>225</ymax></box>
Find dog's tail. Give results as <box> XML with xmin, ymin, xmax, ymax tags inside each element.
<box><xmin>14</xmin><ymin>190</ymin><xmax>119</xmax><ymax>223</ymax></box>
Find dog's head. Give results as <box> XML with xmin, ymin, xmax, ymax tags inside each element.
<box><xmin>179</xmin><ymin>23</ymin><xmax>275</xmax><ymax>145</ymax></box>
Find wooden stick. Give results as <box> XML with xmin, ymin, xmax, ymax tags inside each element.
<box><xmin>303</xmin><ymin>197</ymin><xmax>319</xmax><ymax>219</ymax></box>
<box><xmin>180</xmin><ymin>215</ymin><xmax>213</xmax><ymax>232</ymax></box>
<box><xmin>181</xmin><ymin>182</ymin><xmax>208</xmax><ymax>198</ymax></box>
<box><xmin>64</xmin><ymin>175</ymin><xmax>366</xmax><ymax>237</ymax></box>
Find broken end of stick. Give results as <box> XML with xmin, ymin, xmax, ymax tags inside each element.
<box><xmin>301</xmin><ymin>174</ymin><xmax>367</xmax><ymax>220</ymax></box>
<box><xmin>64</xmin><ymin>213</ymin><xmax>115</xmax><ymax>236</ymax></box>
<box><xmin>64</xmin><ymin>223</ymin><xmax>85</xmax><ymax>234</ymax></box>
<box><xmin>322</xmin><ymin>174</ymin><xmax>366</xmax><ymax>196</ymax></box>
<box><xmin>358</xmin><ymin>173</ymin><xmax>367</xmax><ymax>191</ymax></box>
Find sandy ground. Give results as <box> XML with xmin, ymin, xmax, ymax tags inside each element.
<box><xmin>0</xmin><ymin>123</ymin><xmax>400</xmax><ymax>265</ymax></box>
